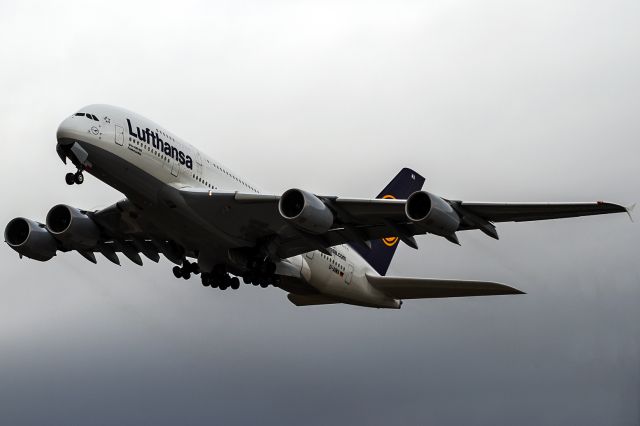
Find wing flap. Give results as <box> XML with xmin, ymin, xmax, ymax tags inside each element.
<box><xmin>367</xmin><ymin>274</ymin><xmax>524</xmax><ymax>299</ymax></box>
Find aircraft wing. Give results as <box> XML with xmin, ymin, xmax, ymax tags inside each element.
<box><xmin>457</xmin><ymin>201</ymin><xmax>627</xmax><ymax>223</ymax></box>
<box><xmin>171</xmin><ymin>185</ymin><xmax>628</xmax><ymax>259</ymax></box>
<box><xmin>366</xmin><ymin>274</ymin><xmax>524</xmax><ymax>299</ymax></box>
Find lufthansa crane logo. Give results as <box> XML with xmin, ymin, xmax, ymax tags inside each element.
<box><xmin>381</xmin><ymin>194</ymin><xmax>399</xmax><ymax>247</ymax></box>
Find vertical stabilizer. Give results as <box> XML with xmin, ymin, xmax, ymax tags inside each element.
<box><xmin>350</xmin><ymin>168</ymin><xmax>425</xmax><ymax>276</ymax></box>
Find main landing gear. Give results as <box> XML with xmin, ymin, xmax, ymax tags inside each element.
<box><xmin>171</xmin><ymin>260</ymin><xmax>279</xmax><ymax>291</ymax></box>
<box><xmin>201</xmin><ymin>273</ymin><xmax>240</xmax><ymax>290</ymax></box>
<box><xmin>172</xmin><ymin>259</ymin><xmax>199</xmax><ymax>280</ymax></box>
<box><xmin>200</xmin><ymin>264</ymin><xmax>240</xmax><ymax>290</ymax></box>
<box><xmin>65</xmin><ymin>170</ymin><xmax>84</xmax><ymax>185</ymax></box>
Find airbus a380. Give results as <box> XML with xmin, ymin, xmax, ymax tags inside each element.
<box><xmin>4</xmin><ymin>105</ymin><xmax>631</xmax><ymax>308</ymax></box>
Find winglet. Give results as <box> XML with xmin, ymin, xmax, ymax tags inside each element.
<box><xmin>626</xmin><ymin>203</ymin><xmax>636</xmax><ymax>223</ymax></box>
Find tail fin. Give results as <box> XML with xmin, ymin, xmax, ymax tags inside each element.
<box><xmin>349</xmin><ymin>168</ymin><xmax>425</xmax><ymax>276</ymax></box>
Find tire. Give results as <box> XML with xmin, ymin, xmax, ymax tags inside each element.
<box><xmin>260</xmin><ymin>282</ymin><xmax>269</xmax><ymax>288</ymax></box>
<box><xmin>231</xmin><ymin>277</ymin><xmax>240</xmax><ymax>290</ymax></box>
<box><xmin>242</xmin><ymin>276</ymin><xmax>251</xmax><ymax>284</ymax></box>
<box><xmin>172</xmin><ymin>266</ymin><xmax>182</xmax><ymax>278</ymax></box>
<box><xmin>74</xmin><ymin>172</ymin><xmax>84</xmax><ymax>185</ymax></box>
<box><xmin>65</xmin><ymin>173</ymin><xmax>75</xmax><ymax>185</ymax></box>
<box><xmin>182</xmin><ymin>271</ymin><xmax>191</xmax><ymax>280</ymax></box>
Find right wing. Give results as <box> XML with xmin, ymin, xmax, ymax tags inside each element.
<box><xmin>366</xmin><ymin>274</ymin><xmax>524</xmax><ymax>299</ymax></box>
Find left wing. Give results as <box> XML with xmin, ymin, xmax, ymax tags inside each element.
<box><xmin>168</xmin><ymin>184</ymin><xmax>628</xmax><ymax>259</ymax></box>
<box><xmin>456</xmin><ymin>201</ymin><xmax>627</xmax><ymax>223</ymax></box>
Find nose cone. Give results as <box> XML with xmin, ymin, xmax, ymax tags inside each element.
<box><xmin>56</xmin><ymin>116</ymin><xmax>82</xmax><ymax>146</ymax></box>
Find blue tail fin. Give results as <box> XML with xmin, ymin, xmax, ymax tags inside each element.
<box><xmin>350</xmin><ymin>168</ymin><xmax>425</xmax><ymax>276</ymax></box>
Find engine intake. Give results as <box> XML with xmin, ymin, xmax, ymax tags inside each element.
<box><xmin>46</xmin><ymin>204</ymin><xmax>100</xmax><ymax>249</ymax></box>
<box><xmin>405</xmin><ymin>191</ymin><xmax>460</xmax><ymax>236</ymax></box>
<box><xmin>4</xmin><ymin>218</ymin><xmax>57</xmax><ymax>261</ymax></box>
<box><xmin>278</xmin><ymin>189</ymin><xmax>334</xmax><ymax>234</ymax></box>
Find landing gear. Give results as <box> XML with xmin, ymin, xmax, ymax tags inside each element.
<box><xmin>171</xmin><ymin>259</ymin><xmax>199</xmax><ymax>280</ymax></box>
<box><xmin>241</xmin><ymin>260</ymin><xmax>278</xmax><ymax>288</ymax></box>
<box><xmin>65</xmin><ymin>173</ymin><xmax>75</xmax><ymax>185</ymax></box>
<box><xmin>230</xmin><ymin>276</ymin><xmax>240</xmax><ymax>290</ymax></box>
<box><xmin>74</xmin><ymin>172</ymin><xmax>84</xmax><ymax>185</ymax></box>
<box><xmin>176</xmin><ymin>259</ymin><xmax>278</xmax><ymax>292</ymax></box>
<box><xmin>65</xmin><ymin>170</ymin><xmax>85</xmax><ymax>185</ymax></box>
<box><xmin>172</xmin><ymin>266</ymin><xmax>182</xmax><ymax>278</ymax></box>
<box><xmin>199</xmin><ymin>271</ymin><xmax>240</xmax><ymax>291</ymax></box>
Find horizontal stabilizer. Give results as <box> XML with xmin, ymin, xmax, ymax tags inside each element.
<box><xmin>366</xmin><ymin>274</ymin><xmax>524</xmax><ymax>299</ymax></box>
<box><xmin>287</xmin><ymin>293</ymin><xmax>339</xmax><ymax>307</ymax></box>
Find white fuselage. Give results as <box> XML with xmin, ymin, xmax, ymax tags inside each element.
<box><xmin>56</xmin><ymin>104</ymin><xmax>399</xmax><ymax>309</ymax></box>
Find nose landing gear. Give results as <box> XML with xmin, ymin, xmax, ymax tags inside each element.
<box><xmin>65</xmin><ymin>170</ymin><xmax>84</xmax><ymax>185</ymax></box>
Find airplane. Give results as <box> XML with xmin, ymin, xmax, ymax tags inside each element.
<box><xmin>4</xmin><ymin>105</ymin><xmax>632</xmax><ymax>309</ymax></box>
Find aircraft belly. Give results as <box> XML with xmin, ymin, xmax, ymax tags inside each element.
<box><xmin>308</xmin><ymin>258</ymin><xmax>399</xmax><ymax>308</ymax></box>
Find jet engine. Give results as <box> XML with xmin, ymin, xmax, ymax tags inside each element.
<box><xmin>278</xmin><ymin>189</ymin><xmax>334</xmax><ymax>234</ymax></box>
<box><xmin>4</xmin><ymin>218</ymin><xmax>58</xmax><ymax>261</ymax></box>
<box><xmin>46</xmin><ymin>204</ymin><xmax>100</xmax><ymax>249</ymax></box>
<box><xmin>405</xmin><ymin>191</ymin><xmax>460</xmax><ymax>236</ymax></box>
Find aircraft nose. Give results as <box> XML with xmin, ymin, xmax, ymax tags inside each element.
<box><xmin>56</xmin><ymin>116</ymin><xmax>80</xmax><ymax>146</ymax></box>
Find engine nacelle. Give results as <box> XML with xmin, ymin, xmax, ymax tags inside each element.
<box><xmin>4</xmin><ymin>218</ymin><xmax>58</xmax><ymax>261</ymax></box>
<box><xmin>46</xmin><ymin>204</ymin><xmax>100</xmax><ymax>249</ymax></box>
<box><xmin>405</xmin><ymin>191</ymin><xmax>460</xmax><ymax>236</ymax></box>
<box><xmin>278</xmin><ymin>189</ymin><xmax>334</xmax><ymax>234</ymax></box>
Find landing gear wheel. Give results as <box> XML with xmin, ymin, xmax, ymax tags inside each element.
<box><xmin>201</xmin><ymin>274</ymin><xmax>210</xmax><ymax>286</ymax></box>
<box><xmin>74</xmin><ymin>172</ymin><xmax>84</xmax><ymax>185</ymax></box>
<box><xmin>230</xmin><ymin>277</ymin><xmax>240</xmax><ymax>290</ymax></box>
<box><xmin>182</xmin><ymin>271</ymin><xmax>191</xmax><ymax>280</ymax></box>
<box><xmin>172</xmin><ymin>266</ymin><xmax>182</xmax><ymax>279</ymax></box>
<box><xmin>65</xmin><ymin>173</ymin><xmax>75</xmax><ymax>185</ymax></box>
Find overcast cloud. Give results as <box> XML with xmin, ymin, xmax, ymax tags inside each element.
<box><xmin>0</xmin><ymin>1</ymin><xmax>638</xmax><ymax>425</ymax></box>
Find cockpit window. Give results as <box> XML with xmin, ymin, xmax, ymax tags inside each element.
<box><xmin>74</xmin><ymin>112</ymin><xmax>99</xmax><ymax>121</ymax></box>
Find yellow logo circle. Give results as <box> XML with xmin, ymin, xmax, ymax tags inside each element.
<box><xmin>381</xmin><ymin>195</ymin><xmax>399</xmax><ymax>247</ymax></box>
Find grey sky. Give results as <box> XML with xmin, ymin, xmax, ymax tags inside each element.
<box><xmin>0</xmin><ymin>1</ymin><xmax>638</xmax><ymax>425</ymax></box>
